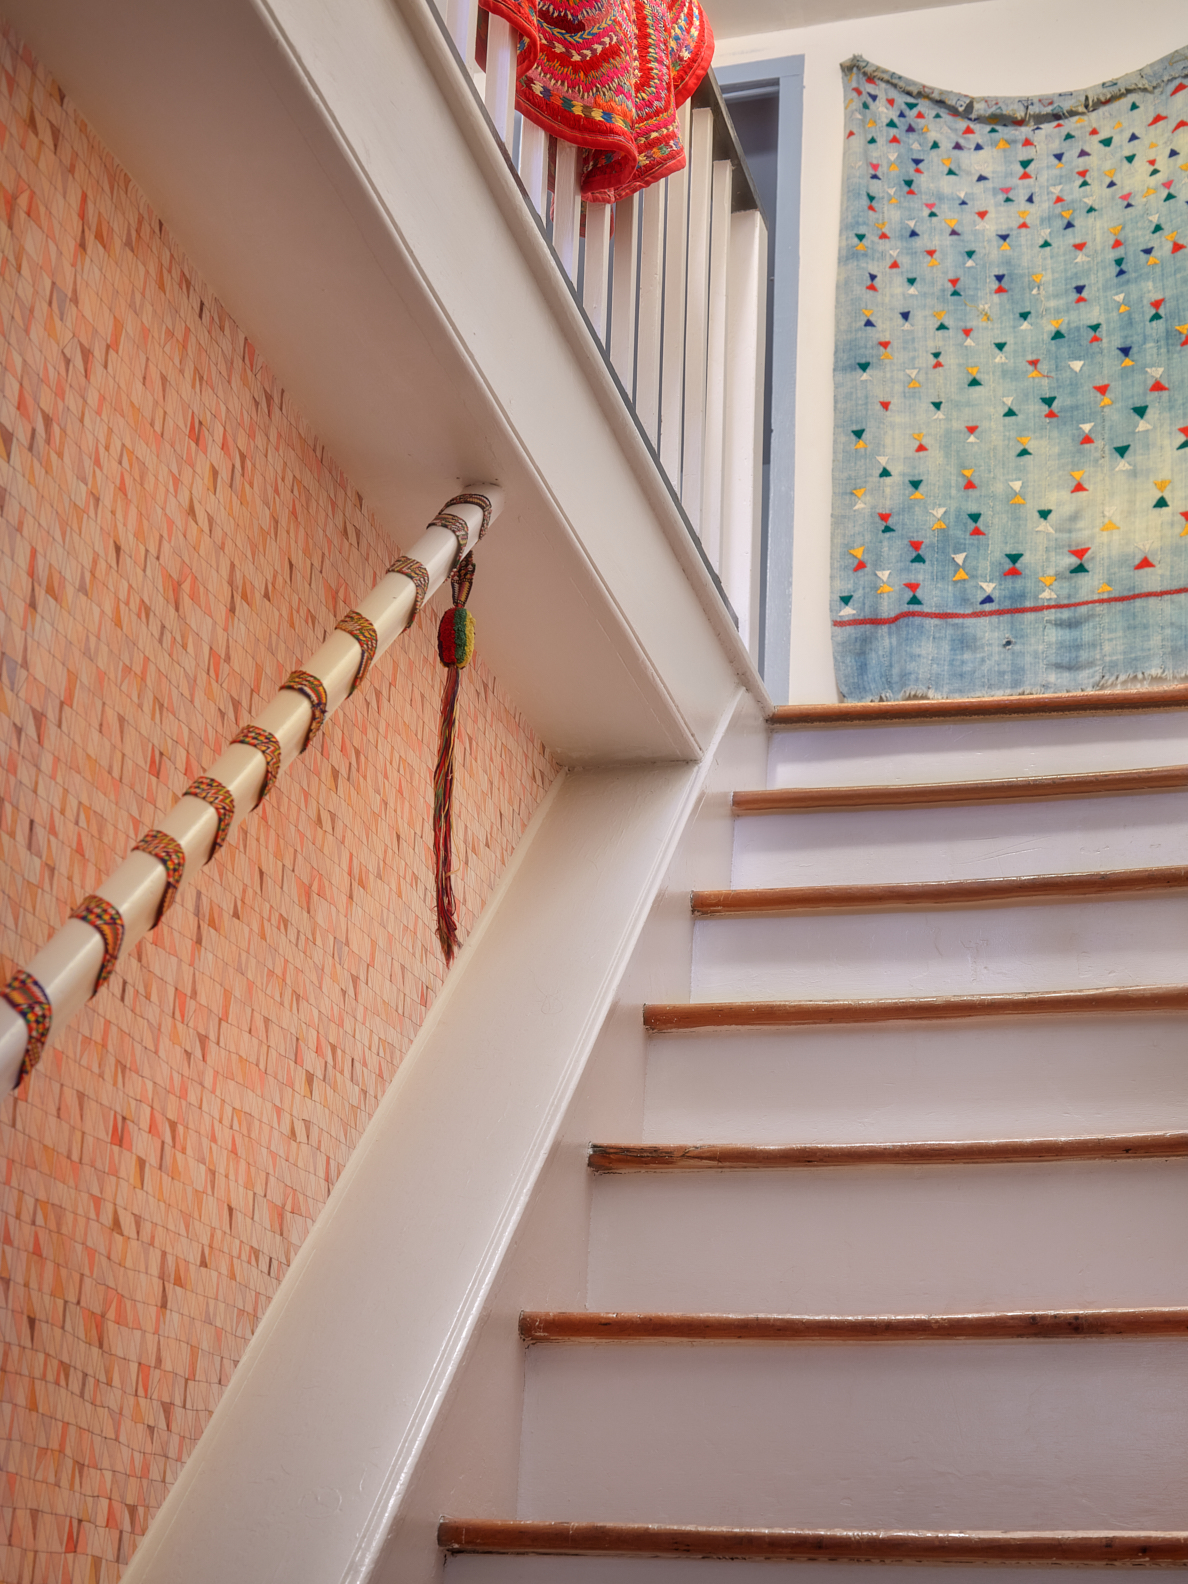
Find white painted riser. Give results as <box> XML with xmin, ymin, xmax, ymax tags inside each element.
<box><xmin>449</xmin><ymin>1565</ymin><xmax>1134</xmax><ymax>1584</ymax></box>
<box><xmin>766</xmin><ymin>716</ymin><xmax>1188</xmax><ymax>789</ymax></box>
<box><xmin>587</xmin><ymin>1161</ymin><xmax>1188</xmax><ymax>1313</ymax></box>
<box><xmin>691</xmin><ymin>896</ymin><xmax>1188</xmax><ymax>1002</ymax></box>
<box><xmin>732</xmin><ymin>792</ymin><xmax>1188</xmax><ymax>888</ymax></box>
<box><xmin>642</xmin><ymin>1017</ymin><xmax>1188</xmax><ymax>1144</ymax></box>
<box><xmin>518</xmin><ymin>1339</ymin><xmax>1188</xmax><ymax>1528</ymax></box>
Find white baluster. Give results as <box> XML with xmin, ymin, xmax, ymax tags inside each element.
<box><xmin>483</xmin><ymin>16</ymin><xmax>518</xmax><ymax>151</ymax></box>
<box><xmin>445</xmin><ymin>0</ymin><xmax>480</xmax><ymax>73</ymax></box>
<box><xmin>634</xmin><ymin>181</ymin><xmax>666</xmax><ymax>442</ymax></box>
<box><xmin>722</xmin><ymin>208</ymin><xmax>768</xmax><ymax>657</ymax></box>
<box><xmin>609</xmin><ymin>193</ymin><xmax>639</xmax><ymax>390</ymax></box>
<box><xmin>680</xmin><ymin>106</ymin><xmax>715</xmax><ymax>531</ymax></box>
<box><xmin>553</xmin><ymin>139</ymin><xmax>582</xmax><ymax>282</ymax></box>
<box><xmin>700</xmin><ymin>158</ymin><xmax>734</xmax><ymax>572</ymax></box>
<box><xmin>658</xmin><ymin>102</ymin><xmax>691</xmax><ymax>482</ymax></box>
<box><xmin>582</xmin><ymin>202</ymin><xmax>613</xmax><ymax>340</ymax></box>
<box><xmin>518</xmin><ymin>118</ymin><xmax>548</xmax><ymax>218</ymax></box>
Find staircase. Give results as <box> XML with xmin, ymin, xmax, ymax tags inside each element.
<box><xmin>440</xmin><ymin>697</ymin><xmax>1188</xmax><ymax>1578</ymax></box>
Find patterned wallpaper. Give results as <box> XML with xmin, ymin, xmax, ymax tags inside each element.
<box><xmin>0</xmin><ymin>24</ymin><xmax>557</xmax><ymax>1582</ymax></box>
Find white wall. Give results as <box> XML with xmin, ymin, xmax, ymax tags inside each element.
<box><xmin>715</xmin><ymin>0</ymin><xmax>1188</xmax><ymax>703</ymax></box>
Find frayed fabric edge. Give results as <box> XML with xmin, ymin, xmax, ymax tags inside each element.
<box><xmin>841</xmin><ymin>47</ymin><xmax>1188</xmax><ymax>127</ymax></box>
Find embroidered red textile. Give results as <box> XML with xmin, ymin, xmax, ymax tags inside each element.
<box><xmin>482</xmin><ymin>0</ymin><xmax>714</xmax><ymax>203</ymax></box>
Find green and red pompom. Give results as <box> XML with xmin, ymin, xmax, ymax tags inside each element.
<box><xmin>437</xmin><ymin>605</ymin><xmax>475</xmax><ymax>669</ymax></box>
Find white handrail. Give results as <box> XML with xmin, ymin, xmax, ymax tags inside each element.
<box><xmin>0</xmin><ymin>488</ymin><xmax>503</xmax><ymax>1091</ymax></box>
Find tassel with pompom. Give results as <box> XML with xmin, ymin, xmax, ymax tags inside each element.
<box><xmin>433</xmin><ymin>552</ymin><xmax>477</xmax><ymax>961</ymax></box>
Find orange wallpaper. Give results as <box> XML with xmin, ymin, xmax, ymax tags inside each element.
<box><xmin>0</xmin><ymin>25</ymin><xmax>557</xmax><ymax>1582</ymax></box>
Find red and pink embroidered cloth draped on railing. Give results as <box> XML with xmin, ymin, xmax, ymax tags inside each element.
<box><xmin>438</xmin><ymin>0</ymin><xmax>767</xmax><ymax>658</ymax></box>
<box><xmin>481</xmin><ymin>0</ymin><xmax>714</xmax><ymax>203</ymax></box>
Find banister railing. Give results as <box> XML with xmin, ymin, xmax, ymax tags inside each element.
<box><xmin>0</xmin><ymin>489</ymin><xmax>502</xmax><ymax>1092</ymax></box>
<box><xmin>445</xmin><ymin>0</ymin><xmax>768</xmax><ymax>658</ymax></box>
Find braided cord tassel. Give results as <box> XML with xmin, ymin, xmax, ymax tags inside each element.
<box><xmin>433</xmin><ymin>553</ymin><xmax>477</xmax><ymax>962</ymax></box>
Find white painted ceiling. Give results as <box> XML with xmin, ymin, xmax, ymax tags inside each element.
<box><xmin>704</xmin><ymin>0</ymin><xmax>964</xmax><ymax>41</ymax></box>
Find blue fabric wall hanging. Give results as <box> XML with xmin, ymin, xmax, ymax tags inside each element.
<box><xmin>831</xmin><ymin>49</ymin><xmax>1188</xmax><ymax>700</ymax></box>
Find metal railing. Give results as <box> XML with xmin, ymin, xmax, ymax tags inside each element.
<box><xmin>443</xmin><ymin>0</ymin><xmax>769</xmax><ymax>656</ymax></box>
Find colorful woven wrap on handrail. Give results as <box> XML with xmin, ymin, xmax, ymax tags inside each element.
<box><xmin>232</xmin><ymin>724</ymin><xmax>282</xmax><ymax>806</ymax></box>
<box><xmin>281</xmin><ymin>669</ymin><xmax>328</xmax><ymax>752</ymax></box>
<box><xmin>2</xmin><ymin>969</ymin><xmax>52</xmax><ymax>1080</ymax></box>
<box><xmin>443</xmin><ymin>491</ymin><xmax>494</xmax><ymax>541</ymax></box>
<box><xmin>184</xmin><ymin>776</ymin><xmax>235</xmax><ymax>863</ymax></box>
<box><xmin>429</xmin><ymin>492</ymin><xmax>494</xmax><ymax>563</ymax></box>
<box><xmin>479</xmin><ymin>0</ymin><xmax>713</xmax><ymax>203</ymax></box>
<box><xmin>388</xmin><ymin>556</ymin><xmax>431</xmax><ymax>631</ymax></box>
<box><xmin>132</xmin><ymin>829</ymin><xmax>186</xmax><ymax>927</ymax></box>
<box><xmin>335</xmin><ymin>611</ymin><xmax>379</xmax><ymax>696</ymax></box>
<box><xmin>69</xmin><ymin>895</ymin><xmax>125</xmax><ymax>994</ymax></box>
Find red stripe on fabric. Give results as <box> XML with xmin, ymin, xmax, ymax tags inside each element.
<box><xmin>834</xmin><ymin>585</ymin><xmax>1188</xmax><ymax>628</ymax></box>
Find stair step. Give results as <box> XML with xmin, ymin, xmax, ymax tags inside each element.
<box><xmin>733</xmin><ymin>766</ymin><xmax>1188</xmax><ymax>814</ymax></box>
<box><xmin>589</xmin><ymin>1134</ymin><xmax>1188</xmax><ymax>1172</ymax></box>
<box><xmin>520</xmin><ymin>1309</ymin><xmax>1188</xmax><ymax>1343</ymax></box>
<box><xmin>692</xmin><ymin>867</ymin><xmax>1188</xmax><ymax>917</ymax></box>
<box><xmin>732</xmin><ymin>798</ymin><xmax>1188</xmax><ymax>891</ymax></box>
<box><xmin>644</xmin><ymin>986</ymin><xmax>1188</xmax><ymax>1031</ymax></box>
<box><xmin>440</xmin><ymin>1522</ymin><xmax>1188</xmax><ymax>1564</ymax></box>
<box><xmin>770</xmin><ymin>688</ymin><xmax>1188</xmax><ymax>730</ymax></box>
<box><xmin>692</xmin><ymin>899</ymin><xmax>1187</xmax><ymax>1003</ymax></box>
<box><xmin>515</xmin><ymin>1340</ymin><xmax>1188</xmax><ymax>1527</ymax></box>
<box><xmin>641</xmin><ymin>1019</ymin><xmax>1188</xmax><ymax>1147</ymax></box>
<box><xmin>589</xmin><ymin>1157</ymin><xmax>1187</xmax><ymax>1313</ymax></box>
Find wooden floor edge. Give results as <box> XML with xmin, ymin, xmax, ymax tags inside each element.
<box><xmin>690</xmin><ymin>868</ymin><xmax>1188</xmax><ymax>917</ymax></box>
<box><xmin>437</xmin><ymin>1520</ymin><xmax>1188</xmax><ymax>1564</ymax></box>
<box><xmin>587</xmin><ymin>1133</ymin><xmax>1188</xmax><ymax>1171</ymax></box>
<box><xmin>519</xmin><ymin>1309</ymin><xmax>1188</xmax><ymax>1343</ymax></box>
<box><xmin>769</xmin><ymin>688</ymin><xmax>1188</xmax><ymax>729</ymax></box>
<box><xmin>643</xmin><ymin>987</ymin><xmax>1188</xmax><ymax>1030</ymax></box>
<box><xmin>732</xmin><ymin>768</ymin><xmax>1188</xmax><ymax>815</ymax></box>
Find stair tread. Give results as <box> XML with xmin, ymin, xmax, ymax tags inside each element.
<box><xmin>734</xmin><ymin>766</ymin><xmax>1188</xmax><ymax>814</ymax></box>
<box><xmin>770</xmin><ymin>688</ymin><xmax>1188</xmax><ymax>729</ymax></box>
<box><xmin>439</xmin><ymin>1519</ymin><xmax>1188</xmax><ymax>1563</ymax></box>
<box><xmin>588</xmin><ymin>1133</ymin><xmax>1188</xmax><ymax>1171</ymax></box>
<box><xmin>644</xmin><ymin>986</ymin><xmax>1188</xmax><ymax>1030</ymax></box>
<box><xmin>520</xmin><ymin>1308</ymin><xmax>1188</xmax><ymax>1342</ymax></box>
<box><xmin>692</xmin><ymin>867</ymin><xmax>1188</xmax><ymax>917</ymax></box>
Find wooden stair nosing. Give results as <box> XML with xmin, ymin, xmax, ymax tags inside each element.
<box><xmin>732</xmin><ymin>766</ymin><xmax>1188</xmax><ymax>815</ymax></box>
<box><xmin>691</xmin><ymin>868</ymin><xmax>1188</xmax><ymax>918</ymax></box>
<box><xmin>770</xmin><ymin>686</ymin><xmax>1188</xmax><ymax>730</ymax></box>
<box><xmin>643</xmin><ymin>985</ymin><xmax>1188</xmax><ymax>1031</ymax></box>
<box><xmin>438</xmin><ymin>1520</ymin><xmax>1188</xmax><ymax>1564</ymax></box>
<box><xmin>520</xmin><ymin>1308</ymin><xmax>1188</xmax><ymax>1343</ymax></box>
<box><xmin>587</xmin><ymin>1133</ymin><xmax>1188</xmax><ymax>1172</ymax></box>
